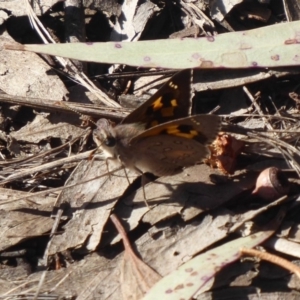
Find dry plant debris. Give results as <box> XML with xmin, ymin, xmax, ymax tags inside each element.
<box><xmin>0</xmin><ymin>0</ymin><xmax>300</xmax><ymax>299</ymax></box>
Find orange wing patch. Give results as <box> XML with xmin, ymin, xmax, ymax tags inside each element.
<box><xmin>152</xmin><ymin>97</ymin><xmax>164</xmax><ymax>110</ymax></box>
<box><xmin>141</xmin><ymin>124</ymin><xmax>199</xmax><ymax>139</ymax></box>
<box><xmin>166</xmin><ymin>125</ymin><xmax>198</xmax><ymax>139</ymax></box>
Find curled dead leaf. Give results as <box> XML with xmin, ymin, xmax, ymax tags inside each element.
<box><xmin>206</xmin><ymin>133</ymin><xmax>245</xmax><ymax>174</ymax></box>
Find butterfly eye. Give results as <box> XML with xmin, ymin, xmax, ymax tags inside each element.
<box><xmin>105</xmin><ymin>137</ymin><xmax>116</xmax><ymax>147</ymax></box>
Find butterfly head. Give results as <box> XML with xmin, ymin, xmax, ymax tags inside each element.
<box><xmin>93</xmin><ymin>118</ymin><xmax>118</xmax><ymax>159</ymax></box>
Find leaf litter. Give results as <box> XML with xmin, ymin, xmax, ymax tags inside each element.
<box><xmin>1</xmin><ymin>0</ymin><xmax>300</xmax><ymax>299</ymax></box>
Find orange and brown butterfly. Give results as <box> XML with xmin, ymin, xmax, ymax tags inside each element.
<box><xmin>93</xmin><ymin>69</ymin><xmax>221</xmax><ymax>177</ymax></box>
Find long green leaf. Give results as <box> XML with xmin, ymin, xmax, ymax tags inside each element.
<box><xmin>6</xmin><ymin>21</ymin><xmax>300</xmax><ymax>69</ymax></box>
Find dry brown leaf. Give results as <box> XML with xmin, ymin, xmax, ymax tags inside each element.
<box><xmin>121</xmin><ymin>249</ymin><xmax>161</xmax><ymax>300</ymax></box>
<box><xmin>0</xmin><ymin>35</ymin><xmax>67</xmax><ymax>99</ymax></box>
<box><xmin>0</xmin><ymin>208</ymin><xmax>54</xmax><ymax>252</ymax></box>
<box><xmin>0</xmin><ymin>187</ymin><xmax>55</xmax><ymax>210</ymax></box>
<box><xmin>10</xmin><ymin>114</ymin><xmax>86</xmax><ymax>144</ymax></box>
<box><xmin>47</xmin><ymin>159</ymin><xmax>137</xmax><ymax>255</ymax></box>
<box><xmin>110</xmin><ymin>164</ymin><xmax>257</xmax><ymax>246</ymax></box>
<box><xmin>111</xmin><ymin>215</ymin><xmax>161</xmax><ymax>300</ymax></box>
<box><xmin>208</xmin><ymin>132</ymin><xmax>245</xmax><ymax>174</ymax></box>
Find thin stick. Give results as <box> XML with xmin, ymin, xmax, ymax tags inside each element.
<box><xmin>0</xmin><ymin>165</ymin><xmax>124</xmax><ymax>206</ymax></box>
<box><xmin>243</xmin><ymin>86</ymin><xmax>274</xmax><ymax>131</ymax></box>
<box><xmin>240</xmin><ymin>247</ymin><xmax>300</xmax><ymax>279</ymax></box>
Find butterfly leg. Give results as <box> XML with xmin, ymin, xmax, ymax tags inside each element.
<box><xmin>123</xmin><ymin>166</ymin><xmax>151</xmax><ymax>208</ymax></box>
<box><xmin>134</xmin><ymin>169</ymin><xmax>151</xmax><ymax>208</ymax></box>
<box><xmin>115</xmin><ymin>155</ymin><xmax>131</xmax><ymax>185</ymax></box>
<box><xmin>141</xmin><ymin>174</ymin><xmax>150</xmax><ymax>208</ymax></box>
<box><xmin>141</xmin><ymin>173</ymin><xmax>147</xmax><ymax>200</ymax></box>
<box><xmin>105</xmin><ymin>158</ymin><xmax>112</xmax><ymax>180</ymax></box>
<box><xmin>105</xmin><ymin>157</ymin><xmax>120</xmax><ymax>181</ymax></box>
<box><xmin>122</xmin><ymin>167</ymin><xmax>131</xmax><ymax>185</ymax></box>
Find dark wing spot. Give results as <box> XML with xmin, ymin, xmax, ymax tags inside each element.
<box><xmin>145</xmin><ymin>92</ymin><xmax>180</xmax><ymax>127</ymax></box>
<box><xmin>177</xmin><ymin>124</ymin><xmax>193</xmax><ymax>133</ymax></box>
<box><xmin>176</xmin><ymin>124</ymin><xmax>208</xmax><ymax>143</ymax></box>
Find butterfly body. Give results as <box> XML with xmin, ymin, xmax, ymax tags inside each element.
<box><xmin>93</xmin><ymin>70</ymin><xmax>221</xmax><ymax>177</ymax></box>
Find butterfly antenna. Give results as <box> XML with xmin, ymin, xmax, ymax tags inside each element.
<box><xmin>58</xmin><ymin>101</ymin><xmax>97</xmax><ymax>126</ymax></box>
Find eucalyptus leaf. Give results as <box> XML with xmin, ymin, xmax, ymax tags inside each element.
<box><xmin>142</xmin><ymin>222</ymin><xmax>281</xmax><ymax>300</ymax></box>
<box><xmin>6</xmin><ymin>21</ymin><xmax>300</xmax><ymax>69</ymax></box>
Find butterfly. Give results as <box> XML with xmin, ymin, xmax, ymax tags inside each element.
<box><xmin>93</xmin><ymin>70</ymin><xmax>220</xmax><ymax>177</ymax></box>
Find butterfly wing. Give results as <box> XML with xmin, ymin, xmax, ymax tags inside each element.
<box><xmin>131</xmin><ymin>114</ymin><xmax>221</xmax><ymax>146</ymax></box>
<box><xmin>122</xmin><ymin>69</ymin><xmax>191</xmax><ymax>129</ymax></box>
<box><xmin>130</xmin><ymin>134</ymin><xmax>210</xmax><ymax>176</ymax></box>
<box><xmin>129</xmin><ymin>115</ymin><xmax>221</xmax><ymax>176</ymax></box>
